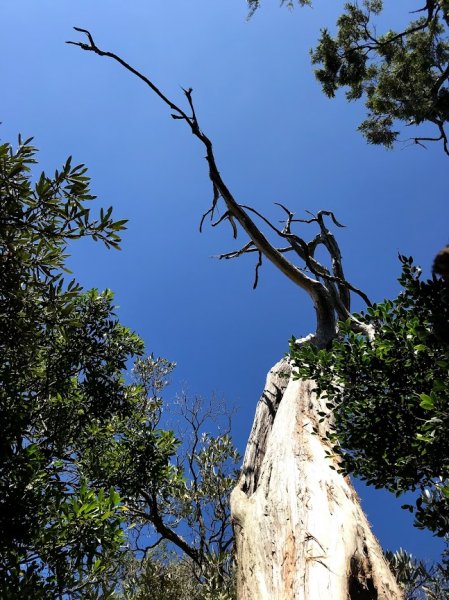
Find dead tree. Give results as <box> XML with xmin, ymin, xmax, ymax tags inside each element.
<box><xmin>68</xmin><ymin>29</ymin><xmax>403</xmax><ymax>599</ymax></box>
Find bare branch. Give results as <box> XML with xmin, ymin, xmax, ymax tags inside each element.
<box><xmin>217</xmin><ymin>241</ymin><xmax>255</xmax><ymax>260</ymax></box>
<box><xmin>401</xmin><ymin>117</ymin><xmax>449</xmax><ymax>156</ymax></box>
<box><xmin>68</xmin><ymin>28</ymin><xmax>374</xmax><ymax>343</ymax></box>
<box><xmin>67</xmin><ymin>29</ymin><xmax>323</xmax><ymax>298</ymax></box>
<box><xmin>183</xmin><ymin>86</ymin><xmax>197</xmax><ymax>123</ymax></box>
<box><xmin>253</xmin><ymin>251</ymin><xmax>263</xmax><ymax>290</ymax></box>
<box><xmin>240</xmin><ymin>206</ymin><xmax>371</xmax><ymax>309</ymax></box>
<box><xmin>274</xmin><ymin>202</ymin><xmax>295</xmax><ymax>234</ymax></box>
<box><xmin>211</xmin><ymin>210</ymin><xmax>238</xmax><ymax>239</ymax></box>
<box><xmin>228</xmin><ymin>214</ymin><xmax>238</xmax><ymax>239</ymax></box>
<box><xmin>218</xmin><ymin>246</ymin><xmax>294</xmax><ymax>260</ymax></box>
<box><xmin>240</xmin><ymin>204</ymin><xmax>287</xmax><ymax>238</ymax></box>
<box><xmin>67</xmin><ymin>28</ymin><xmax>192</xmax><ymax>123</ymax></box>
<box><xmin>139</xmin><ymin>489</ymin><xmax>200</xmax><ymax>565</ymax></box>
<box><xmin>296</xmin><ymin>210</ymin><xmax>346</xmax><ymax>229</ymax></box>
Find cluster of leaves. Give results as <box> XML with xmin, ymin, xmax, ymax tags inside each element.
<box><xmin>0</xmin><ymin>138</ymin><xmax>179</xmax><ymax>597</ymax></box>
<box><xmin>290</xmin><ymin>256</ymin><xmax>449</xmax><ymax>537</ymax></box>
<box><xmin>386</xmin><ymin>547</ymin><xmax>449</xmax><ymax>599</ymax></box>
<box><xmin>84</xmin><ymin>353</ymin><xmax>239</xmax><ymax>597</ymax></box>
<box><xmin>247</xmin><ymin>0</ymin><xmax>310</xmax><ymax>18</ymax></box>
<box><xmin>250</xmin><ymin>0</ymin><xmax>449</xmax><ymax>153</ymax></box>
<box><xmin>0</xmin><ymin>137</ymin><xmax>240</xmax><ymax>598</ymax></box>
<box><xmin>120</xmin><ymin>543</ymin><xmax>235</xmax><ymax>600</ymax></box>
<box><xmin>311</xmin><ymin>0</ymin><xmax>449</xmax><ymax>152</ymax></box>
<box><xmin>80</xmin><ymin>355</ymin><xmax>181</xmax><ymax>513</ymax></box>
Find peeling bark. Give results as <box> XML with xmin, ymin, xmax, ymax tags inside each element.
<box><xmin>231</xmin><ymin>361</ymin><xmax>403</xmax><ymax>599</ymax></box>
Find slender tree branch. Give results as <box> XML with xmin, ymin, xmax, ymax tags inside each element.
<box><xmin>217</xmin><ymin>241</ymin><xmax>255</xmax><ymax>260</ymax></box>
<box><xmin>67</xmin><ymin>28</ymin><xmax>192</xmax><ymax>123</ymax></box>
<box><xmin>217</xmin><ymin>244</ymin><xmax>295</xmax><ymax>260</ymax></box>
<box><xmin>212</xmin><ymin>210</ymin><xmax>238</xmax><ymax>238</ymax></box>
<box><xmin>253</xmin><ymin>251</ymin><xmax>263</xmax><ymax>289</ymax></box>
<box><xmin>139</xmin><ymin>489</ymin><xmax>200</xmax><ymax>564</ymax></box>
<box><xmin>68</xmin><ymin>28</ymin><xmax>374</xmax><ymax>343</ymax></box>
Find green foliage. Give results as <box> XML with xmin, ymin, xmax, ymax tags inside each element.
<box><xmin>247</xmin><ymin>0</ymin><xmax>310</xmax><ymax>18</ymax></box>
<box><xmin>0</xmin><ymin>137</ymin><xmax>239</xmax><ymax>597</ymax></box>
<box><xmin>121</xmin><ymin>543</ymin><xmax>236</xmax><ymax>600</ymax></box>
<box><xmin>80</xmin><ymin>355</ymin><xmax>181</xmax><ymax>504</ymax></box>
<box><xmin>290</xmin><ymin>257</ymin><xmax>449</xmax><ymax>536</ymax></box>
<box><xmin>311</xmin><ymin>1</ymin><xmax>449</xmax><ymax>153</ymax></box>
<box><xmin>386</xmin><ymin>547</ymin><xmax>449</xmax><ymax>599</ymax></box>
<box><xmin>121</xmin><ymin>545</ymin><xmax>203</xmax><ymax>600</ymax></box>
<box><xmin>0</xmin><ymin>138</ymin><xmax>178</xmax><ymax>597</ymax></box>
<box><xmin>250</xmin><ymin>0</ymin><xmax>449</xmax><ymax>153</ymax></box>
<box><xmin>82</xmin><ymin>353</ymin><xmax>239</xmax><ymax>596</ymax></box>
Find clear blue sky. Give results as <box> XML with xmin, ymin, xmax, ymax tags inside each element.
<box><xmin>2</xmin><ymin>0</ymin><xmax>448</xmax><ymax>562</ymax></box>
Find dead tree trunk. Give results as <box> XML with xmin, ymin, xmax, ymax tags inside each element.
<box><xmin>69</xmin><ymin>30</ymin><xmax>403</xmax><ymax>598</ymax></box>
<box><xmin>231</xmin><ymin>359</ymin><xmax>403</xmax><ymax>599</ymax></box>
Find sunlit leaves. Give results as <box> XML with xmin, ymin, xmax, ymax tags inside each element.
<box><xmin>311</xmin><ymin>2</ymin><xmax>449</xmax><ymax>153</ymax></box>
<box><xmin>386</xmin><ymin>547</ymin><xmax>449</xmax><ymax>599</ymax></box>
<box><xmin>0</xmin><ymin>138</ymin><xmax>172</xmax><ymax>597</ymax></box>
<box><xmin>290</xmin><ymin>257</ymin><xmax>449</xmax><ymax>536</ymax></box>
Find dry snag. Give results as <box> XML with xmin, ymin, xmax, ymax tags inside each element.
<box><xmin>69</xmin><ymin>29</ymin><xmax>403</xmax><ymax>598</ymax></box>
<box><xmin>67</xmin><ymin>27</ymin><xmax>370</xmax><ymax>349</ymax></box>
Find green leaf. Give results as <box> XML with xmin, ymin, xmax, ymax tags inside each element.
<box><xmin>413</xmin><ymin>344</ymin><xmax>427</xmax><ymax>352</ymax></box>
<box><xmin>419</xmin><ymin>394</ymin><xmax>435</xmax><ymax>410</ymax></box>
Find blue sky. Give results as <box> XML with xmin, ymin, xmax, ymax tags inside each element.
<box><xmin>2</xmin><ymin>0</ymin><xmax>448</xmax><ymax>562</ymax></box>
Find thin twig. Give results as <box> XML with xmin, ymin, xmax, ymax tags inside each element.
<box><xmin>253</xmin><ymin>251</ymin><xmax>263</xmax><ymax>289</ymax></box>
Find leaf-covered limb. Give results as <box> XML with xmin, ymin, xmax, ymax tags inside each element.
<box><xmin>291</xmin><ymin>259</ymin><xmax>449</xmax><ymax>536</ymax></box>
<box><xmin>310</xmin><ymin>1</ymin><xmax>449</xmax><ymax>154</ymax></box>
<box><xmin>139</xmin><ymin>489</ymin><xmax>200</xmax><ymax>565</ymax></box>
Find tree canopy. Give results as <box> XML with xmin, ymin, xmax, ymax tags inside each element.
<box><xmin>249</xmin><ymin>0</ymin><xmax>449</xmax><ymax>155</ymax></box>
<box><xmin>291</xmin><ymin>257</ymin><xmax>449</xmax><ymax>539</ymax></box>
<box><xmin>0</xmin><ymin>138</ymin><xmax>178</xmax><ymax>597</ymax></box>
<box><xmin>0</xmin><ymin>134</ymin><xmax>240</xmax><ymax>598</ymax></box>
<box><xmin>66</xmin><ymin>21</ymin><xmax>449</xmax><ymax>583</ymax></box>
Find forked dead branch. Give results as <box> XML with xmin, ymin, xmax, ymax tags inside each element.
<box><xmin>68</xmin><ymin>27</ymin><xmax>372</xmax><ymax>348</ymax></box>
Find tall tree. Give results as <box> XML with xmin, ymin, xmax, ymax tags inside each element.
<box><xmin>290</xmin><ymin>257</ymin><xmax>449</xmax><ymax>582</ymax></box>
<box><xmin>69</xmin><ymin>29</ymin><xmax>403</xmax><ymax>598</ymax></box>
<box><xmin>0</xmin><ymin>138</ymin><xmax>179</xmax><ymax>598</ymax></box>
<box><xmin>0</xmin><ymin>135</ymin><xmax>241</xmax><ymax>598</ymax></box>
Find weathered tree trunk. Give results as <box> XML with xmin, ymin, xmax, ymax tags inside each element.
<box><xmin>231</xmin><ymin>358</ymin><xmax>403</xmax><ymax>599</ymax></box>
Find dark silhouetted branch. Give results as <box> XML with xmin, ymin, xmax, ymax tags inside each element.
<box><xmin>68</xmin><ymin>28</ymin><xmax>372</xmax><ymax>343</ymax></box>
